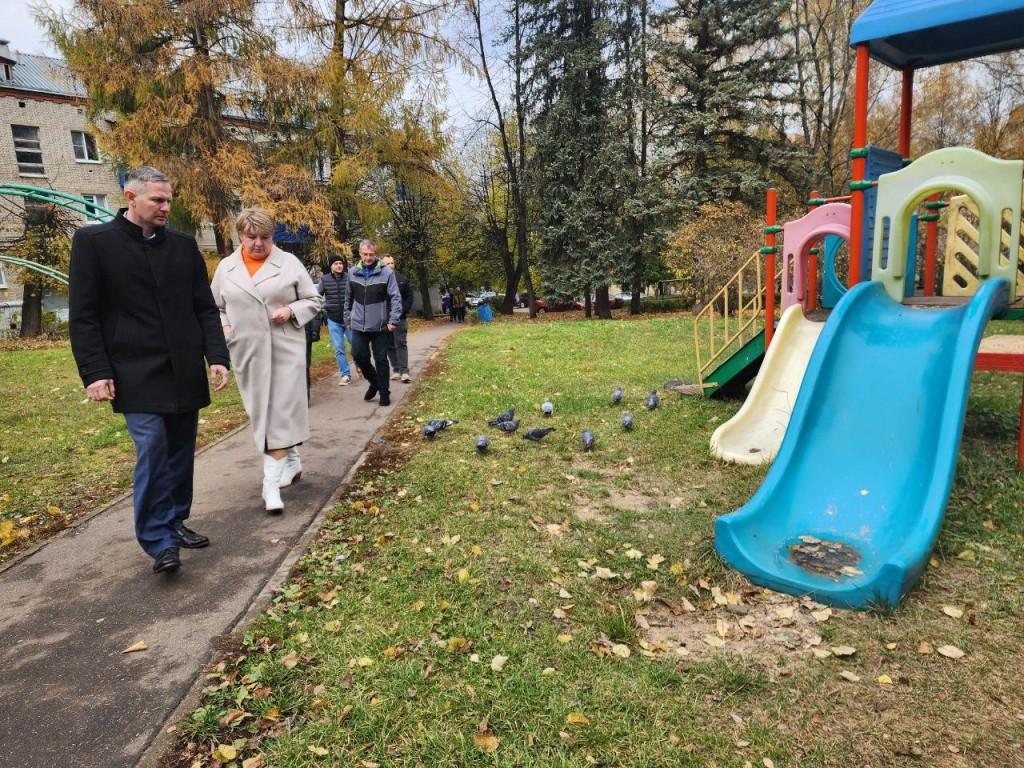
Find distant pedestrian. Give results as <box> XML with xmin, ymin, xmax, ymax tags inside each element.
<box><xmin>453</xmin><ymin>286</ymin><xmax>466</xmax><ymax>323</ymax></box>
<box><xmin>210</xmin><ymin>208</ymin><xmax>323</xmax><ymax>514</ymax></box>
<box><xmin>69</xmin><ymin>165</ymin><xmax>230</xmax><ymax>575</ymax></box>
<box><xmin>344</xmin><ymin>239</ymin><xmax>403</xmax><ymax>406</ymax></box>
<box><xmin>318</xmin><ymin>253</ymin><xmax>353</xmax><ymax>386</ymax></box>
<box><xmin>444</xmin><ymin>289</ymin><xmax>455</xmax><ymax>322</ymax></box>
<box><xmin>381</xmin><ymin>254</ymin><xmax>414</xmax><ymax>383</ymax></box>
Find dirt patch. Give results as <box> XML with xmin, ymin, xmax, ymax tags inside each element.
<box><xmin>640</xmin><ymin>589</ymin><xmax>837</xmax><ymax>666</ymax></box>
<box><xmin>605</xmin><ymin>488</ymin><xmax>658</xmax><ymax>512</ymax></box>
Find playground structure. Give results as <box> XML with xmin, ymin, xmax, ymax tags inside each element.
<box><xmin>0</xmin><ymin>185</ymin><xmax>115</xmax><ymax>286</ymax></box>
<box><xmin>707</xmin><ymin>0</ymin><xmax>1024</xmax><ymax>609</ymax></box>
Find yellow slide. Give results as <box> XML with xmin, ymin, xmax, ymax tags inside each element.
<box><xmin>710</xmin><ymin>305</ymin><xmax>823</xmax><ymax>465</ymax></box>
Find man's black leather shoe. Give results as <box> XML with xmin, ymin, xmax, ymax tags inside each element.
<box><xmin>379</xmin><ymin>395</ymin><xmax>391</xmax><ymax>406</ymax></box>
<box><xmin>178</xmin><ymin>524</ymin><xmax>209</xmax><ymax>549</ymax></box>
<box><xmin>364</xmin><ymin>384</ymin><xmax>379</xmax><ymax>401</ymax></box>
<box><xmin>153</xmin><ymin>546</ymin><xmax>181</xmax><ymax>574</ymax></box>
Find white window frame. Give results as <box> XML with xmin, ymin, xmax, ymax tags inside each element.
<box><xmin>0</xmin><ymin>264</ymin><xmax>7</xmax><ymax>289</ymax></box>
<box><xmin>81</xmin><ymin>193</ymin><xmax>108</xmax><ymax>221</ymax></box>
<box><xmin>12</xmin><ymin>125</ymin><xmax>45</xmax><ymax>176</ymax></box>
<box><xmin>71</xmin><ymin>130</ymin><xmax>100</xmax><ymax>163</ymax></box>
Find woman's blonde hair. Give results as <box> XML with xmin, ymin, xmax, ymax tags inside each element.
<box><xmin>234</xmin><ymin>208</ymin><xmax>275</xmax><ymax>237</ymax></box>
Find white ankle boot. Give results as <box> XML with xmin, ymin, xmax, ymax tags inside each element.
<box><xmin>262</xmin><ymin>456</ymin><xmax>285</xmax><ymax>512</ymax></box>
<box><xmin>279</xmin><ymin>447</ymin><xmax>302</xmax><ymax>487</ymax></box>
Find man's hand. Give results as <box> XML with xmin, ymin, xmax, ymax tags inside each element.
<box><xmin>270</xmin><ymin>307</ymin><xmax>293</xmax><ymax>326</ymax></box>
<box><xmin>86</xmin><ymin>379</ymin><xmax>115</xmax><ymax>402</ymax></box>
<box><xmin>387</xmin><ymin>323</ymin><xmax>396</xmax><ymax>332</ymax></box>
<box><xmin>210</xmin><ymin>365</ymin><xmax>230</xmax><ymax>392</ymax></box>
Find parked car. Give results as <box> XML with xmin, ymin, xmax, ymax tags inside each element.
<box><xmin>534</xmin><ymin>297</ymin><xmax>571</xmax><ymax>313</ymax></box>
<box><xmin>466</xmin><ymin>290</ymin><xmax>497</xmax><ymax>307</ymax></box>
<box><xmin>572</xmin><ymin>294</ymin><xmax>624</xmax><ymax>310</ymax></box>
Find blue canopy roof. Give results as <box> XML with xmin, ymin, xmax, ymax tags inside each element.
<box><xmin>850</xmin><ymin>0</ymin><xmax>1024</xmax><ymax>69</ymax></box>
<box><xmin>273</xmin><ymin>223</ymin><xmax>314</xmax><ymax>244</ymax></box>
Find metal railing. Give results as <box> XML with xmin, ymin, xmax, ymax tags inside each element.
<box><xmin>694</xmin><ymin>250</ymin><xmax>780</xmax><ymax>390</ymax></box>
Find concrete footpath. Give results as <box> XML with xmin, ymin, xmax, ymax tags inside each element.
<box><xmin>0</xmin><ymin>322</ymin><xmax>458</xmax><ymax>768</ymax></box>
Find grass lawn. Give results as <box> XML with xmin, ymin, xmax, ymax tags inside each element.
<box><xmin>167</xmin><ymin>315</ymin><xmax>1024</xmax><ymax>768</ymax></box>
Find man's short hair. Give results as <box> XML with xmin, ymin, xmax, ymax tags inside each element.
<box><xmin>234</xmin><ymin>208</ymin><xmax>276</xmax><ymax>237</ymax></box>
<box><xmin>359</xmin><ymin>238</ymin><xmax>376</xmax><ymax>252</ymax></box>
<box><xmin>124</xmin><ymin>166</ymin><xmax>171</xmax><ymax>193</ymax></box>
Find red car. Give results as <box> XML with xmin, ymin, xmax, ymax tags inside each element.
<box><xmin>572</xmin><ymin>294</ymin><xmax>624</xmax><ymax>310</ymax></box>
<box><xmin>534</xmin><ymin>298</ymin><xmax>571</xmax><ymax>313</ymax></box>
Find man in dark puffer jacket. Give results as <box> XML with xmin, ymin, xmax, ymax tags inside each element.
<box><xmin>318</xmin><ymin>253</ymin><xmax>353</xmax><ymax>385</ymax></box>
<box><xmin>344</xmin><ymin>239</ymin><xmax>402</xmax><ymax>406</ymax></box>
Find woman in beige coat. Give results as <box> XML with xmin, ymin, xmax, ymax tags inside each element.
<box><xmin>210</xmin><ymin>209</ymin><xmax>323</xmax><ymax>512</ymax></box>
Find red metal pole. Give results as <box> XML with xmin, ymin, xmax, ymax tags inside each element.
<box><xmin>848</xmin><ymin>44</ymin><xmax>870</xmax><ymax>288</ymax></box>
<box><xmin>899</xmin><ymin>68</ymin><xmax>913</xmax><ymax>159</ymax></box>
<box><xmin>765</xmin><ymin>188</ymin><xmax>777</xmax><ymax>349</ymax></box>
<box><xmin>807</xmin><ymin>190</ymin><xmax>819</xmax><ymax>311</ymax></box>
<box><xmin>924</xmin><ymin>193</ymin><xmax>939</xmax><ymax>296</ymax></box>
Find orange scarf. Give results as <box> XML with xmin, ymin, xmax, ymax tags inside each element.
<box><xmin>241</xmin><ymin>247</ymin><xmax>268</xmax><ymax>278</ymax></box>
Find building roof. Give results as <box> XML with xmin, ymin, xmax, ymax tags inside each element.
<box><xmin>2</xmin><ymin>52</ymin><xmax>86</xmax><ymax>98</ymax></box>
<box><xmin>850</xmin><ymin>0</ymin><xmax>1024</xmax><ymax>69</ymax></box>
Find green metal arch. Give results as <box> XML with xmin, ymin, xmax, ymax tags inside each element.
<box><xmin>0</xmin><ymin>184</ymin><xmax>116</xmax><ymax>285</ymax></box>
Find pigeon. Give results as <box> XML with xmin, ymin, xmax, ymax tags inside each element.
<box><xmin>612</xmin><ymin>386</ymin><xmax>623</xmax><ymax>405</ymax></box>
<box><xmin>476</xmin><ymin>435</ymin><xmax>491</xmax><ymax>453</ymax></box>
<box><xmin>487</xmin><ymin>407</ymin><xmax>515</xmax><ymax>427</ymax></box>
<box><xmin>523</xmin><ymin>427</ymin><xmax>556</xmax><ymax>441</ymax></box>
<box><xmin>495</xmin><ymin>418</ymin><xmax>521</xmax><ymax>433</ymax></box>
<box><xmin>421</xmin><ymin>425</ymin><xmax>439</xmax><ymax>440</ymax></box>
<box><xmin>646</xmin><ymin>390</ymin><xmax>660</xmax><ymax>410</ymax></box>
<box><xmin>581</xmin><ymin>431</ymin><xmax>596</xmax><ymax>451</ymax></box>
<box><xmin>426</xmin><ymin>418</ymin><xmax>458</xmax><ymax>431</ymax></box>
<box><xmin>621</xmin><ymin>412</ymin><xmax>634</xmax><ymax>430</ymax></box>
<box><xmin>541</xmin><ymin>399</ymin><xmax>554</xmax><ymax>416</ymax></box>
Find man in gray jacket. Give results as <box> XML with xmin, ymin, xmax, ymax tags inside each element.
<box><xmin>344</xmin><ymin>239</ymin><xmax>402</xmax><ymax>406</ymax></box>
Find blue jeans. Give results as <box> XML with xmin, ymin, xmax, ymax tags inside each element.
<box><xmin>327</xmin><ymin>318</ymin><xmax>352</xmax><ymax>378</ymax></box>
<box><xmin>123</xmin><ymin>411</ymin><xmax>199</xmax><ymax>558</ymax></box>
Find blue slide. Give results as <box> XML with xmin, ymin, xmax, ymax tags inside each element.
<box><xmin>715</xmin><ymin>278</ymin><xmax>1008</xmax><ymax>609</ymax></box>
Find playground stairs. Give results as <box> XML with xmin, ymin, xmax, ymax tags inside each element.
<box><xmin>694</xmin><ymin>250</ymin><xmax>782</xmax><ymax>399</ymax></box>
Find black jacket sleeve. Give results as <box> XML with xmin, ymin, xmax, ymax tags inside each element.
<box><xmin>399</xmin><ymin>276</ymin><xmax>415</xmax><ymax>319</ymax></box>
<box><xmin>68</xmin><ymin>229</ymin><xmax>113</xmax><ymax>386</ymax></box>
<box><xmin>190</xmin><ymin>240</ymin><xmax>230</xmax><ymax>369</ymax></box>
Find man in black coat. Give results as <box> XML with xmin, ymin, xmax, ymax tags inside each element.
<box><xmin>381</xmin><ymin>254</ymin><xmax>415</xmax><ymax>382</ymax></box>
<box><xmin>69</xmin><ymin>166</ymin><xmax>230</xmax><ymax>575</ymax></box>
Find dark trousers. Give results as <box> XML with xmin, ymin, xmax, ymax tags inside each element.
<box><xmin>123</xmin><ymin>411</ymin><xmax>198</xmax><ymax>558</ymax></box>
<box><xmin>387</xmin><ymin>318</ymin><xmax>409</xmax><ymax>373</ymax></box>
<box><xmin>351</xmin><ymin>329</ymin><xmax>390</xmax><ymax>396</ymax></box>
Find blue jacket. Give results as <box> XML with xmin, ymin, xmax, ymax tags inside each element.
<box><xmin>344</xmin><ymin>259</ymin><xmax>402</xmax><ymax>332</ymax></box>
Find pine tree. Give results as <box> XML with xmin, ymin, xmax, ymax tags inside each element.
<box><xmin>654</xmin><ymin>0</ymin><xmax>804</xmax><ymax>212</ymax></box>
<box><xmin>524</xmin><ymin>0</ymin><xmax>632</xmax><ymax>319</ymax></box>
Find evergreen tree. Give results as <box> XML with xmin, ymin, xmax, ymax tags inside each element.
<box><xmin>524</xmin><ymin>0</ymin><xmax>631</xmax><ymax>319</ymax></box>
<box><xmin>654</xmin><ymin>0</ymin><xmax>804</xmax><ymax>212</ymax></box>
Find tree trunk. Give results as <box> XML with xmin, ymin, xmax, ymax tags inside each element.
<box><xmin>19</xmin><ymin>281</ymin><xmax>42</xmax><ymax>338</ymax></box>
<box><xmin>414</xmin><ymin>259</ymin><xmax>433</xmax><ymax>320</ymax></box>
<box><xmin>595</xmin><ymin>285</ymin><xmax>611</xmax><ymax>320</ymax></box>
<box><xmin>584</xmin><ymin>284</ymin><xmax>592</xmax><ymax>318</ymax></box>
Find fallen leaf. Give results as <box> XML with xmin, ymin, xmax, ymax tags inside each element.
<box><xmin>308</xmin><ymin>746</ymin><xmax>329</xmax><ymax>756</ymax></box>
<box><xmin>490</xmin><ymin>654</ymin><xmax>508</xmax><ymax>672</ymax></box>
<box><xmin>567</xmin><ymin>712</ymin><xmax>590</xmax><ymax>726</ymax></box>
<box><xmin>357</xmin><ymin>657</ymin><xmax>374</xmax><ymax>668</ymax></box>
<box><xmin>810</xmin><ymin>608</ymin><xmax>832</xmax><ymax>623</ymax></box>
<box><xmin>942</xmin><ymin>606</ymin><xmax>964</xmax><ymax>619</ymax></box>
<box><xmin>830</xmin><ymin>645</ymin><xmax>857</xmax><ymax>657</ymax></box>
<box><xmin>918</xmin><ymin>642</ymin><xmax>934</xmax><ymax>654</ymax></box>
<box><xmin>557</xmin><ymin>634</ymin><xmax>574</xmax><ymax>644</ymax></box>
<box><xmin>324</xmin><ymin>620</ymin><xmax>342</xmax><ymax>632</ymax></box>
<box><xmin>457</xmin><ymin>568</ymin><xmax>470</xmax><ymax>583</ymax></box>
<box><xmin>877</xmin><ymin>674</ymin><xmax>893</xmax><ymax>685</ymax></box>
<box><xmin>646</xmin><ymin>554</ymin><xmax>665</xmax><ymax>570</ymax></box>
<box><xmin>412</xmin><ymin>600</ymin><xmax>426</xmax><ymax>612</ymax></box>
<box><xmin>121</xmin><ymin>641</ymin><xmax>148</xmax><ymax>654</ymax></box>
<box><xmin>611</xmin><ymin>644</ymin><xmax>631</xmax><ymax>659</ymax></box>
<box><xmin>957</xmin><ymin>549</ymin><xmax>976</xmax><ymax>562</ymax></box>
<box><xmin>471</xmin><ymin>545</ymin><xmax>483</xmax><ymax>556</ymax></box>
<box><xmin>764</xmin><ymin>759</ymin><xmax>775</xmax><ymax>768</ymax></box>
<box><xmin>242</xmin><ymin>756</ymin><xmax>265</xmax><ymax>768</ymax></box>
<box><xmin>473</xmin><ymin>731</ymin><xmax>500</xmax><ymax>753</ymax></box>
<box><xmin>839</xmin><ymin>670</ymin><xmax>861</xmax><ymax>682</ymax></box>
<box><xmin>937</xmin><ymin>645</ymin><xmax>965</xmax><ymax>659</ymax></box>
<box><xmin>594</xmin><ymin>567</ymin><xmax>617</xmax><ymax>580</ymax></box>
<box><xmin>702</xmin><ymin>635</ymin><xmax>725</xmax><ymax>648</ymax></box>
<box><xmin>338</xmin><ymin>704</ymin><xmax>353</xmax><ymax>723</ymax></box>
<box><xmin>261</xmin><ymin>707</ymin><xmax>281</xmax><ymax>723</ymax></box>
<box><xmin>212</xmin><ymin>744</ymin><xmax>237</xmax><ymax>761</ymax></box>
<box><xmin>542</xmin><ymin>667</ymin><xmax>556</xmax><ymax>677</ymax></box>
<box><xmin>624</xmin><ymin>549</ymin><xmax>644</xmax><ymax>560</ymax></box>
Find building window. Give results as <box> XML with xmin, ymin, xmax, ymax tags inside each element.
<box><xmin>0</xmin><ymin>264</ymin><xmax>6</xmax><ymax>289</ymax></box>
<box><xmin>71</xmin><ymin>130</ymin><xmax>100</xmax><ymax>162</ymax></box>
<box><xmin>81</xmin><ymin>194</ymin><xmax>108</xmax><ymax>221</ymax></box>
<box><xmin>12</xmin><ymin>125</ymin><xmax>44</xmax><ymax>175</ymax></box>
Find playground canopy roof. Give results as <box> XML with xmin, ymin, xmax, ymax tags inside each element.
<box><xmin>850</xmin><ymin>0</ymin><xmax>1024</xmax><ymax>70</ymax></box>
